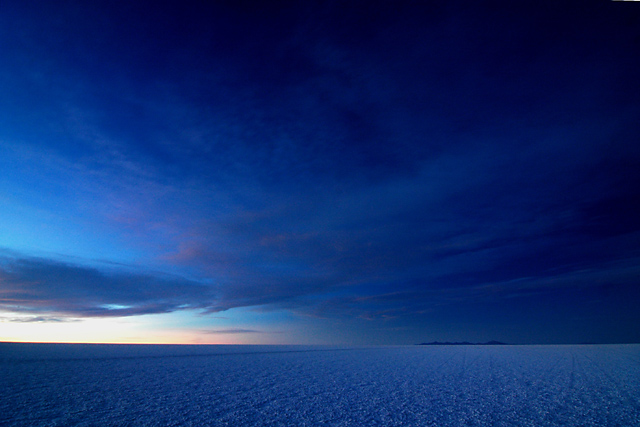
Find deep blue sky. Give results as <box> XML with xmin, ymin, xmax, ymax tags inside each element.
<box><xmin>1</xmin><ymin>1</ymin><xmax>639</xmax><ymax>344</ymax></box>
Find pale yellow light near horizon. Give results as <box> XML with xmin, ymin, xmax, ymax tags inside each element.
<box><xmin>0</xmin><ymin>313</ymin><xmax>237</xmax><ymax>344</ymax></box>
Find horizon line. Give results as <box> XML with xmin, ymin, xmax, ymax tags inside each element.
<box><xmin>2</xmin><ymin>340</ymin><xmax>639</xmax><ymax>346</ymax></box>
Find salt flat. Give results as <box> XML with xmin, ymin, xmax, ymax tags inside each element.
<box><xmin>1</xmin><ymin>344</ymin><xmax>639</xmax><ymax>426</ymax></box>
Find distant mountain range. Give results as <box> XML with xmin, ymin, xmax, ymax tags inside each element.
<box><xmin>417</xmin><ymin>340</ymin><xmax>507</xmax><ymax>346</ymax></box>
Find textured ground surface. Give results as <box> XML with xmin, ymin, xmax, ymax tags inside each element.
<box><xmin>2</xmin><ymin>344</ymin><xmax>640</xmax><ymax>426</ymax></box>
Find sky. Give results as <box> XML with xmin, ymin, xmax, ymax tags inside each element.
<box><xmin>1</xmin><ymin>1</ymin><xmax>639</xmax><ymax>345</ymax></box>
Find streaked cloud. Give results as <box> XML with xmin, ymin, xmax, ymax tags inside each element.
<box><xmin>201</xmin><ymin>329</ymin><xmax>267</xmax><ymax>335</ymax></box>
<box><xmin>0</xmin><ymin>254</ymin><xmax>216</xmax><ymax>318</ymax></box>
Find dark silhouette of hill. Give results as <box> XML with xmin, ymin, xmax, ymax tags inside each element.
<box><xmin>417</xmin><ymin>340</ymin><xmax>507</xmax><ymax>346</ymax></box>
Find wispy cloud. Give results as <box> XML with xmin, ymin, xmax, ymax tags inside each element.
<box><xmin>201</xmin><ymin>329</ymin><xmax>268</xmax><ymax>335</ymax></box>
<box><xmin>0</xmin><ymin>253</ymin><xmax>216</xmax><ymax>318</ymax></box>
<box><xmin>0</xmin><ymin>315</ymin><xmax>81</xmax><ymax>323</ymax></box>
